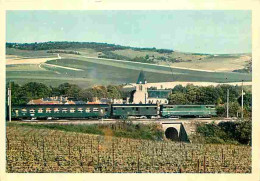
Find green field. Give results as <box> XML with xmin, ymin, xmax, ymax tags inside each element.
<box><xmin>6</xmin><ymin>48</ymin><xmax>53</xmax><ymax>58</ymax></box>
<box><xmin>6</xmin><ymin>57</ymin><xmax>251</xmax><ymax>88</ymax></box>
<box><xmin>6</xmin><ymin>48</ymin><xmax>252</xmax><ymax>88</ymax></box>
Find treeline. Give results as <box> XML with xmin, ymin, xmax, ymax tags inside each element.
<box><xmin>6</xmin><ymin>41</ymin><xmax>174</xmax><ymax>54</ymax></box>
<box><xmin>193</xmin><ymin>121</ymin><xmax>251</xmax><ymax>145</ymax></box>
<box><xmin>7</xmin><ymin>82</ymin><xmax>124</xmax><ymax>105</ymax></box>
<box><xmin>168</xmin><ymin>84</ymin><xmax>252</xmax><ymax>118</ymax></box>
<box><xmin>46</xmin><ymin>50</ymin><xmax>80</xmax><ymax>55</ymax></box>
<box><xmin>6</xmin><ymin>81</ymin><xmax>252</xmax><ymax>118</ymax></box>
<box><xmin>99</xmin><ymin>51</ymin><xmax>156</xmax><ymax>63</ymax></box>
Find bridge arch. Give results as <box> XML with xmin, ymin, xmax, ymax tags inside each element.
<box><xmin>165</xmin><ymin>127</ymin><xmax>179</xmax><ymax>141</ymax></box>
<box><xmin>161</xmin><ymin>122</ymin><xmax>189</xmax><ymax>142</ymax></box>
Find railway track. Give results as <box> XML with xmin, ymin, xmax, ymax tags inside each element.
<box><xmin>16</xmin><ymin>118</ymin><xmax>235</xmax><ymax>125</ymax></box>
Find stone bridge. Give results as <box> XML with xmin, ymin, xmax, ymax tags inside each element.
<box><xmin>161</xmin><ymin>122</ymin><xmax>190</xmax><ymax>142</ymax></box>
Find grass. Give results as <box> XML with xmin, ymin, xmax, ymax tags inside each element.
<box><xmin>6</xmin><ymin>64</ymin><xmax>46</xmax><ymax>71</ymax></box>
<box><xmin>7</xmin><ymin>121</ymin><xmax>164</xmax><ymax>141</ymax></box>
<box><xmin>6</xmin><ymin>48</ymin><xmax>53</xmax><ymax>58</ymax></box>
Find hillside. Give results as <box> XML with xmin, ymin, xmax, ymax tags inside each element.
<box><xmin>6</xmin><ymin>42</ymin><xmax>252</xmax><ymax>88</ymax></box>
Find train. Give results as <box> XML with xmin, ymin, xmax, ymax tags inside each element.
<box><xmin>10</xmin><ymin>104</ymin><xmax>217</xmax><ymax>120</ymax></box>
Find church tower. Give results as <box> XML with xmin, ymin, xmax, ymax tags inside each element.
<box><xmin>133</xmin><ymin>71</ymin><xmax>148</xmax><ymax>104</ymax></box>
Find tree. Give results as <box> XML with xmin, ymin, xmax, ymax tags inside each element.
<box><xmin>172</xmin><ymin>85</ymin><xmax>187</xmax><ymax>94</ymax></box>
<box><xmin>216</xmin><ymin>105</ymin><xmax>225</xmax><ymax>117</ymax></box>
<box><xmin>186</xmin><ymin>84</ymin><xmax>202</xmax><ymax>104</ymax></box>
<box><xmin>57</xmin><ymin>83</ymin><xmax>82</xmax><ymax>98</ymax></box>
<box><xmin>199</xmin><ymin>86</ymin><xmax>219</xmax><ymax>104</ymax></box>
<box><xmin>78</xmin><ymin>89</ymin><xmax>94</xmax><ymax>102</ymax></box>
<box><xmin>91</xmin><ymin>86</ymin><xmax>108</xmax><ymax>99</ymax></box>
<box><xmin>216</xmin><ymin>102</ymin><xmax>241</xmax><ymax>118</ymax></box>
<box><xmin>6</xmin><ymin>82</ymin><xmax>28</xmax><ymax>105</ymax></box>
<box><xmin>107</xmin><ymin>85</ymin><xmax>122</xmax><ymax>99</ymax></box>
<box><xmin>235</xmin><ymin>120</ymin><xmax>252</xmax><ymax>145</ymax></box>
<box><xmin>168</xmin><ymin>92</ymin><xmax>188</xmax><ymax>104</ymax></box>
<box><xmin>20</xmin><ymin>82</ymin><xmax>51</xmax><ymax>102</ymax></box>
<box><xmin>229</xmin><ymin>102</ymin><xmax>241</xmax><ymax>117</ymax></box>
<box><xmin>238</xmin><ymin>91</ymin><xmax>252</xmax><ymax>111</ymax></box>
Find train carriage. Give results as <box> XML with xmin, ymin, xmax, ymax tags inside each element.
<box><xmin>10</xmin><ymin>103</ymin><xmax>217</xmax><ymax>120</ymax></box>
<box><xmin>160</xmin><ymin>105</ymin><xmax>217</xmax><ymax>118</ymax></box>
<box><xmin>111</xmin><ymin>104</ymin><xmax>158</xmax><ymax>119</ymax></box>
<box><xmin>11</xmin><ymin>104</ymin><xmax>110</xmax><ymax>120</ymax></box>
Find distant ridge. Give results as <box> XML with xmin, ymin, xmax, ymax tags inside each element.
<box><xmin>6</xmin><ymin>41</ymin><xmax>174</xmax><ymax>54</ymax></box>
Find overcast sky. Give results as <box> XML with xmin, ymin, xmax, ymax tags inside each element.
<box><xmin>6</xmin><ymin>10</ymin><xmax>251</xmax><ymax>54</ymax></box>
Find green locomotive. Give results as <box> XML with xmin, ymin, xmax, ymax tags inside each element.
<box><xmin>160</xmin><ymin>105</ymin><xmax>217</xmax><ymax>118</ymax></box>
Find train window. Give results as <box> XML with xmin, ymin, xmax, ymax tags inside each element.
<box><xmin>122</xmin><ymin>108</ymin><xmax>125</xmax><ymax>110</ymax></box>
<box><xmin>132</xmin><ymin>107</ymin><xmax>134</xmax><ymax>110</ymax></box>
<box><xmin>93</xmin><ymin>108</ymin><xmax>99</xmax><ymax>112</ymax></box>
<box><xmin>46</xmin><ymin>108</ymin><xmax>51</xmax><ymax>113</ymax></box>
<box><xmin>105</xmin><ymin>108</ymin><xmax>108</xmax><ymax>112</ymax></box>
<box><xmin>136</xmin><ymin>107</ymin><xmax>139</xmax><ymax>111</ymax></box>
<box><xmin>38</xmin><ymin>108</ymin><xmax>43</xmax><ymax>113</ymax></box>
<box><xmin>78</xmin><ymin>108</ymin><xmax>83</xmax><ymax>113</ymax></box>
<box><xmin>113</xmin><ymin>108</ymin><xmax>117</xmax><ymax>110</ymax></box>
<box><xmin>62</xmin><ymin>108</ymin><xmax>68</xmax><ymax>113</ymax></box>
<box><xmin>54</xmin><ymin>108</ymin><xmax>59</xmax><ymax>113</ymax></box>
<box><xmin>154</xmin><ymin>107</ymin><xmax>157</xmax><ymax>109</ymax></box>
<box><xmin>30</xmin><ymin>109</ymin><xmax>35</xmax><ymax>113</ymax></box>
<box><xmin>146</xmin><ymin>107</ymin><xmax>149</xmax><ymax>109</ymax></box>
<box><xmin>86</xmin><ymin>108</ymin><xmax>91</xmax><ymax>113</ymax></box>
<box><xmin>70</xmin><ymin>108</ymin><xmax>75</xmax><ymax>113</ymax></box>
<box><xmin>21</xmin><ymin>108</ymin><xmax>27</xmax><ymax>113</ymax></box>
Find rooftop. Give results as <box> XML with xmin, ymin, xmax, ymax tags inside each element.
<box><xmin>136</xmin><ymin>70</ymin><xmax>146</xmax><ymax>84</ymax></box>
<box><xmin>148</xmin><ymin>89</ymin><xmax>171</xmax><ymax>98</ymax></box>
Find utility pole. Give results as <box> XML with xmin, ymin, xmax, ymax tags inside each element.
<box><xmin>227</xmin><ymin>89</ymin><xmax>229</xmax><ymax>118</ymax></box>
<box><xmin>226</xmin><ymin>77</ymin><xmax>229</xmax><ymax>118</ymax></box>
<box><xmin>8</xmin><ymin>82</ymin><xmax>12</xmax><ymax>122</ymax></box>
<box><xmin>241</xmin><ymin>80</ymin><xmax>244</xmax><ymax>119</ymax></box>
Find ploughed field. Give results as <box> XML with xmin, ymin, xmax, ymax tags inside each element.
<box><xmin>6</xmin><ymin>125</ymin><xmax>251</xmax><ymax>173</ymax></box>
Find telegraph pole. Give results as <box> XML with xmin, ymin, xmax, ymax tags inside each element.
<box><xmin>241</xmin><ymin>80</ymin><xmax>244</xmax><ymax>119</ymax></box>
<box><xmin>227</xmin><ymin>89</ymin><xmax>229</xmax><ymax>118</ymax></box>
<box><xmin>226</xmin><ymin>78</ymin><xmax>229</xmax><ymax>118</ymax></box>
<box><xmin>8</xmin><ymin>82</ymin><xmax>12</xmax><ymax>122</ymax></box>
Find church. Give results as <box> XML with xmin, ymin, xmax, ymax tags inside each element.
<box><xmin>130</xmin><ymin>71</ymin><xmax>171</xmax><ymax>104</ymax></box>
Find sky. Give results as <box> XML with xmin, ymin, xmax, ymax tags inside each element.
<box><xmin>6</xmin><ymin>10</ymin><xmax>251</xmax><ymax>54</ymax></box>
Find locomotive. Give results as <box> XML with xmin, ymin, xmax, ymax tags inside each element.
<box><xmin>10</xmin><ymin>103</ymin><xmax>217</xmax><ymax>120</ymax></box>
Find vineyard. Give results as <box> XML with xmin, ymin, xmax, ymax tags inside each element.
<box><xmin>6</xmin><ymin>125</ymin><xmax>251</xmax><ymax>173</ymax></box>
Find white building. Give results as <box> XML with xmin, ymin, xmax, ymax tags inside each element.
<box><xmin>131</xmin><ymin>71</ymin><xmax>171</xmax><ymax>104</ymax></box>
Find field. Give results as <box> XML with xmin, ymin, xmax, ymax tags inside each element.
<box><xmin>6</xmin><ymin>124</ymin><xmax>251</xmax><ymax>173</ymax></box>
<box><xmin>112</xmin><ymin>49</ymin><xmax>251</xmax><ymax>72</ymax></box>
<box><xmin>170</xmin><ymin>54</ymin><xmax>251</xmax><ymax>72</ymax></box>
<box><xmin>6</xmin><ymin>48</ymin><xmax>252</xmax><ymax>88</ymax></box>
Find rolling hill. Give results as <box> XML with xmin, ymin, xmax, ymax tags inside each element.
<box><xmin>6</xmin><ymin>42</ymin><xmax>252</xmax><ymax>88</ymax></box>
